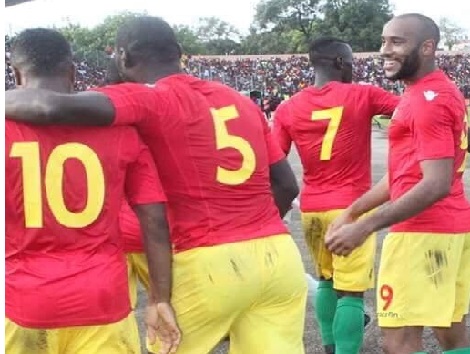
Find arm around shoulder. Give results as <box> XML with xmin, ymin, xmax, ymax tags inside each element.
<box><xmin>6</xmin><ymin>88</ymin><xmax>116</xmax><ymax>125</ymax></box>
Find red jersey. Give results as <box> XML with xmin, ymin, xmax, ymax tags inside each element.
<box><xmin>273</xmin><ymin>82</ymin><xmax>398</xmax><ymax>212</ymax></box>
<box><xmin>120</xmin><ymin>200</ymin><xmax>143</xmax><ymax>253</ymax></box>
<box><xmin>98</xmin><ymin>74</ymin><xmax>287</xmax><ymax>252</ymax></box>
<box><xmin>5</xmin><ymin>121</ymin><xmax>165</xmax><ymax>328</ymax></box>
<box><xmin>388</xmin><ymin>70</ymin><xmax>470</xmax><ymax>233</ymax></box>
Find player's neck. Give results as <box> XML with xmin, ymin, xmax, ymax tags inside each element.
<box><xmin>132</xmin><ymin>64</ymin><xmax>183</xmax><ymax>84</ymax></box>
<box><xmin>404</xmin><ymin>61</ymin><xmax>437</xmax><ymax>85</ymax></box>
<box><xmin>22</xmin><ymin>77</ymin><xmax>72</xmax><ymax>93</ymax></box>
<box><xmin>314</xmin><ymin>74</ymin><xmax>341</xmax><ymax>89</ymax></box>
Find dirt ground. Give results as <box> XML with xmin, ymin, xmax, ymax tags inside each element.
<box><xmin>136</xmin><ymin>127</ymin><xmax>470</xmax><ymax>353</ymax></box>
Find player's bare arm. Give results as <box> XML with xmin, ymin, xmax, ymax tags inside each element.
<box><xmin>5</xmin><ymin>88</ymin><xmax>115</xmax><ymax>125</ymax></box>
<box><xmin>134</xmin><ymin>203</ymin><xmax>172</xmax><ymax>304</ymax></box>
<box><xmin>467</xmin><ymin>128</ymin><xmax>470</xmax><ymax>153</ymax></box>
<box><xmin>271</xmin><ymin>103</ymin><xmax>293</xmax><ymax>155</ymax></box>
<box><xmin>326</xmin><ymin>174</ymin><xmax>390</xmax><ymax>237</ymax></box>
<box><xmin>133</xmin><ymin>203</ymin><xmax>181</xmax><ymax>353</ymax></box>
<box><xmin>365</xmin><ymin>158</ymin><xmax>453</xmax><ymax>231</ymax></box>
<box><xmin>369</xmin><ymin>86</ymin><xmax>400</xmax><ymax>117</ymax></box>
<box><xmin>347</xmin><ymin>174</ymin><xmax>390</xmax><ymax>221</ymax></box>
<box><xmin>270</xmin><ymin>159</ymin><xmax>299</xmax><ymax>218</ymax></box>
<box><xmin>327</xmin><ymin>159</ymin><xmax>453</xmax><ymax>256</ymax></box>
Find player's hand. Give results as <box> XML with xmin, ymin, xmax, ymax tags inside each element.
<box><xmin>145</xmin><ymin>302</ymin><xmax>181</xmax><ymax>354</ymax></box>
<box><xmin>325</xmin><ymin>209</ymin><xmax>357</xmax><ymax>240</ymax></box>
<box><xmin>325</xmin><ymin>222</ymin><xmax>371</xmax><ymax>257</ymax></box>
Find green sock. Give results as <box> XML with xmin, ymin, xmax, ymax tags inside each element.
<box><xmin>443</xmin><ymin>349</ymin><xmax>470</xmax><ymax>354</ymax></box>
<box><xmin>314</xmin><ymin>280</ymin><xmax>337</xmax><ymax>346</ymax></box>
<box><xmin>333</xmin><ymin>296</ymin><xmax>365</xmax><ymax>354</ymax></box>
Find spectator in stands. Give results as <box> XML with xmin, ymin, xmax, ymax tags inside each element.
<box><xmin>5</xmin><ymin>35</ymin><xmax>470</xmax><ymax>101</ymax></box>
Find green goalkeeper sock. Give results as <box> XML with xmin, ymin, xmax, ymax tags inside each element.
<box><xmin>443</xmin><ymin>349</ymin><xmax>470</xmax><ymax>354</ymax></box>
<box><xmin>333</xmin><ymin>296</ymin><xmax>365</xmax><ymax>354</ymax></box>
<box><xmin>314</xmin><ymin>280</ymin><xmax>337</xmax><ymax>346</ymax></box>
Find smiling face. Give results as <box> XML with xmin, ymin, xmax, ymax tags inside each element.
<box><xmin>380</xmin><ymin>18</ymin><xmax>424</xmax><ymax>81</ymax></box>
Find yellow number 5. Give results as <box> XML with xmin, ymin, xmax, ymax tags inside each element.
<box><xmin>10</xmin><ymin>142</ymin><xmax>105</xmax><ymax>228</ymax></box>
<box><xmin>458</xmin><ymin>114</ymin><xmax>468</xmax><ymax>173</ymax></box>
<box><xmin>311</xmin><ymin>106</ymin><xmax>344</xmax><ymax>161</ymax></box>
<box><xmin>211</xmin><ymin>105</ymin><xmax>256</xmax><ymax>185</ymax></box>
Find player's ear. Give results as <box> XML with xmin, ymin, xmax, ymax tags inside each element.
<box><xmin>69</xmin><ymin>63</ymin><xmax>76</xmax><ymax>88</ymax></box>
<box><xmin>334</xmin><ymin>57</ymin><xmax>344</xmax><ymax>71</ymax></box>
<box><xmin>421</xmin><ymin>39</ymin><xmax>435</xmax><ymax>56</ymax></box>
<box><xmin>177</xmin><ymin>43</ymin><xmax>183</xmax><ymax>59</ymax></box>
<box><xmin>12</xmin><ymin>66</ymin><xmax>22</xmax><ymax>87</ymax></box>
<box><xmin>118</xmin><ymin>47</ymin><xmax>133</xmax><ymax>69</ymax></box>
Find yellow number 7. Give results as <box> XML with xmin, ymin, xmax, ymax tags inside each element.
<box><xmin>458</xmin><ymin>114</ymin><xmax>468</xmax><ymax>173</ymax></box>
<box><xmin>311</xmin><ymin>106</ymin><xmax>344</xmax><ymax>160</ymax></box>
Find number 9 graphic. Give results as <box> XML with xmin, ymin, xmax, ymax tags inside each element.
<box><xmin>380</xmin><ymin>284</ymin><xmax>394</xmax><ymax>311</ymax></box>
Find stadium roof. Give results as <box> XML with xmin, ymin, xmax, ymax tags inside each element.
<box><xmin>6</xmin><ymin>0</ymin><xmax>35</xmax><ymax>6</ymax></box>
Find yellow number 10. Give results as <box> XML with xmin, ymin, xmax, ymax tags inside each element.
<box><xmin>458</xmin><ymin>113</ymin><xmax>468</xmax><ymax>173</ymax></box>
<box><xmin>10</xmin><ymin>142</ymin><xmax>105</xmax><ymax>228</ymax></box>
<box><xmin>311</xmin><ymin>106</ymin><xmax>344</xmax><ymax>161</ymax></box>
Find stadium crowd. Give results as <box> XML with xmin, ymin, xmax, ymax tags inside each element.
<box><xmin>184</xmin><ymin>54</ymin><xmax>470</xmax><ymax>97</ymax></box>
<box><xmin>5</xmin><ymin>35</ymin><xmax>470</xmax><ymax>98</ymax></box>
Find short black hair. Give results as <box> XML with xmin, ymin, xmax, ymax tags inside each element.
<box><xmin>11</xmin><ymin>28</ymin><xmax>72</xmax><ymax>76</ymax></box>
<box><xmin>116</xmin><ymin>16</ymin><xmax>181</xmax><ymax>65</ymax></box>
<box><xmin>395</xmin><ymin>13</ymin><xmax>440</xmax><ymax>45</ymax></box>
<box><xmin>308</xmin><ymin>37</ymin><xmax>353</xmax><ymax>67</ymax></box>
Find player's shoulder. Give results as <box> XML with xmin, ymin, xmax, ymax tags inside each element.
<box><xmin>205</xmin><ymin>78</ymin><xmax>262</xmax><ymax>109</ymax></box>
<box><xmin>412</xmin><ymin>70</ymin><xmax>463</xmax><ymax>105</ymax></box>
<box><xmin>342</xmin><ymin>82</ymin><xmax>388</xmax><ymax>96</ymax></box>
<box><xmin>5</xmin><ymin>119</ymin><xmax>24</xmax><ymax>141</ymax></box>
<box><xmin>5</xmin><ymin>119</ymin><xmax>46</xmax><ymax>142</ymax></box>
<box><xmin>409</xmin><ymin>74</ymin><xmax>466</xmax><ymax>123</ymax></box>
<box><xmin>71</xmin><ymin>125</ymin><xmax>142</xmax><ymax>153</ymax></box>
<box><xmin>281</xmin><ymin>86</ymin><xmax>316</xmax><ymax>108</ymax></box>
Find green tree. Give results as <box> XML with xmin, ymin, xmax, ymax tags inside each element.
<box><xmin>439</xmin><ymin>17</ymin><xmax>464</xmax><ymax>50</ymax></box>
<box><xmin>173</xmin><ymin>24</ymin><xmax>205</xmax><ymax>55</ymax></box>
<box><xmin>195</xmin><ymin>17</ymin><xmax>241</xmax><ymax>55</ymax></box>
<box><xmin>241</xmin><ymin>27</ymin><xmax>307</xmax><ymax>54</ymax></box>
<box><xmin>58</xmin><ymin>11</ymin><xmax>148</xmax><ymax>61</ymax></box>
<box><xmin>255</xmin><ymin>0</ymin><xmax>322</xmax><ymax>40</ymax></box>
<box><xmin>93</xmin><ymin>11</ymin><xmax>148</xmax><ymax>50</ymax></box>
<box><xmin>317</xmin><ymin>0</ymin><xmax>393</xmax><ymax>51</ymax></box>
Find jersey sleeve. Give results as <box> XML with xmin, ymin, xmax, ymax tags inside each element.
<box><xmin>260</xmin><ymin>109</ymin><xmax>286</xmax><ymax>165</ymax></box>
<box><xmin>272</xmin><ymin>102</ymin><xmax>293</xmax><ymax>154</ymax></box>
<box><xmin>95</xmin><ymin>83</ymin><xmax>165</xmax><ymax>127</ymax></box>
<box><xmin>125</xmin><ymin>138</ymin><xmax>167</xmax><ymax>206</ymax></box>
<box><xmin>413</xmin><ymin>96</ymin><xmax>456</xmax><ymax>161</ymax></box>
<box><xmin>368</xmin><ymin>85</ymin><xmax>400</xmax><ymax>116</ymax></box>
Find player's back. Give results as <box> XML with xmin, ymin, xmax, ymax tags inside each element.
<box><xmin>277</xmin><ymin>82</ymin><xmax>397</xmax><ymax>211</ymax></box>
<box><xmin>5</xmin><ymin>120</ymin><xmax>142</xmax><ymax>328</ymax></box>
<box><xmin>134</xmin><ymin>74</ymin><xmax>287</xmax><ymax>252</ymax></box>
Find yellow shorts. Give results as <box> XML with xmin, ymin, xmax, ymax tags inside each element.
<box><xmin>377</xmin><ymin>232</ymin><xmax>470</xmax><ymax>327</ymax></box>
<box><xmin>127</xmin><ymin>252</ymin><xmax>150</xmax><ymax>309</ymax></box>
<box><xmin>301</xmin><ymin>210</ymin><xmax>376</xmax><ymax>292</ymax></box>
<box><xmin>5</xmin><ymin>313</ymin><xmax>140</xmax><ymax>354</ymax></box>
<box><xmin>147</xmin><ymin>234</ymin><xmax>307</xmax><ymax>354</ymax></box>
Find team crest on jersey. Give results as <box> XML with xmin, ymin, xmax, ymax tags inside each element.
<box><xmin>423</xmin><ymin>90</ymin><xmax>439</xmax><ymax>101</ymax></box>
